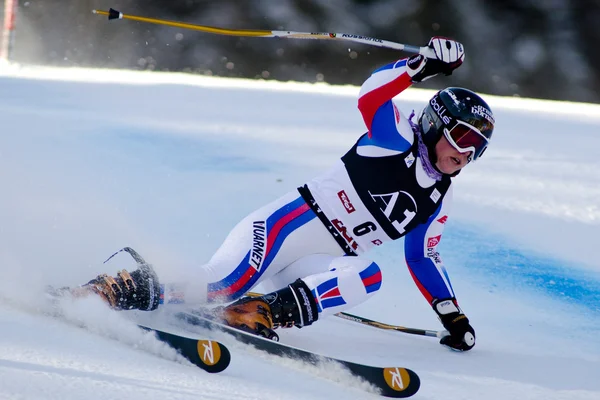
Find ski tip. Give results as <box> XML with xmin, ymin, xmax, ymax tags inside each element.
<box><xmin>196</xmin><ymin>340</ymin><xmax>231</xmax><ymax>373</ymax></box>
<box><xmin>380</xmin><ymin>367</ymin><xmax>421</xmax><ymax>398</ymax></box>
<box><xmin>108</xmin><ymin>8</ymin><xmax>123</xmax><ymax>20</ymax></box>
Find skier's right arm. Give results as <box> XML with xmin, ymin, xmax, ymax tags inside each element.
<box><xmin>357</xmin><ymin>37</ymin><xmax>465</xmax><ymax>142</ymax></box>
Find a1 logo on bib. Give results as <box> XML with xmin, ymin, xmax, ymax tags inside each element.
<box><xmin>370</xmin><ymin>191</ymin><xmax>417</xmax><ymax>235</ymax></box>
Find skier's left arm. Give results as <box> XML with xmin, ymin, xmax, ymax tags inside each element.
<box><xmin>403</xmin><ymin>186</ymin><xmax>476</xmax><ymax>351</ymax></box>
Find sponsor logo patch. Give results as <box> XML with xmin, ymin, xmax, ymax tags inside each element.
<box><xmin>471</xmin><ymin>104</ymin><xmax>495</xmax><ymax>124</ymax></box>
<box><xmin>331</xmin><ymin>219</ymin><xmax>359</xmax><ymax>251</ymax></box>
<box><xmin>197</xmin><ymin>340</ymin><xmax>221</xmax><ymax>366</ymax></box>
<box><xmin>406</xmin><ymin>54</ymin><xmax>424</xmax><ymax>70</ymax></box>
<box><xmin>340</xmin><ymin>33</ymin><xmax>383</xmax><ymax>43</ymax></box>
<box><xmin>250</xmin><ymin>221</ymin><xmax>266</xmax><ymax>271</ymax></box>
<box><xmin>337</xmin><ymin>190</ymin><xmax>356</xmax><ymax>214</ymax></box>
<box><xmin>437</xmin><ymin>215</ymin><xmax>448</xmax><ymax>224</ymax></box>
<box><xmin>435</xmin><ymin>299</ymin><xmax>460</xmax><ymax>315</ymax></box>
<box><xmin>445</xmin><ymin>89</ymin><xmax>461</xmax><ymax>106</ymax></box>
<box><xmin>297</xmin><ymin>286</ymin><xmax>314</xmax><ymax>324</ymax></box>
<box><xmin>426</xmin><ymin>235</ymin><xmax>443</xmax><ymax>264</ymax></box>
<box><xmin>263</xmin><ymin>293</ymin><xmax>278</xmax><ymax>305</ymax></box>
<box><xmin>430</xmin><ymin>96</ymin><xmax>452</xmax><ymax>125</ymax></box>
<box><xmin>427</xmin><ymin>235</ymin><xmax>441</xmax><ymax>248</ymax></box>
<box><xmin>430</xmin><ymin>188</ymin><xmax>441</xmax><ymax>203</ymax></box>
<box><xmin>404</xmin><ymin>153</ymin><xmax>415</xmax><ymax>168</ymax></box>
<box><xmin>383</xmin><ymin>367</ymin><xmax>411</xmax><ymax>391</ymax></box>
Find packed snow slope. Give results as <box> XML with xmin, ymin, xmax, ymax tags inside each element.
<box><xmin>0</xmin><ymin>65</ymin><xmax>598</xmax><ymax>400</ymax></box>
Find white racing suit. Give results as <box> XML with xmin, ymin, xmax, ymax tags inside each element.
<box><xmin>163</xmin><ymin>58</ymin><xmax>458</xmax><ymax>317</ymax></box>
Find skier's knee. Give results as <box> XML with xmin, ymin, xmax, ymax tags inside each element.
<box><xmin>329</xmin><ymin>257</ymin><xmax>382</xmax><ymax>294</ymax></box>
<box><xmin>358</xmin><ymin>261</ymin><xmax>382</xmax><ymax>295</ymax></box>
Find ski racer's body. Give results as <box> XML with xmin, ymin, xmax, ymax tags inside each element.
<box><xmin>78</xmin><ymin>37</ymin><xmax>495</xmax><ymax>352</ymax></box>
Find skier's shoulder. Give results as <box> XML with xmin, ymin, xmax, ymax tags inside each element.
<box><xmin>394</xmin><ymin>104</ymin><xmax>417</xmax><ymax>146</ymax></box>
<box><xmin>365</xmin><ymin>102</ymin><xmax>415</xmax><ymax>150</ymax></box>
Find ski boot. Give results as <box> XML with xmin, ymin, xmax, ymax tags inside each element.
<box><xmin>219</xmin><ymin>279</ymin><xmax>319</xmax><ymax>341</ymax></box>
<box><xmin>66</xmin><ymin>262</ymin><xmax>161</xmax><ymax>311</ymax></box>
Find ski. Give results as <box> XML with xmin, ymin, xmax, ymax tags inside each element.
<box><xmin>139</xmin><ymin>325</ymin><xmax>231</xmax><ymax>373</ymax></box>
<box><xmin>111</xmin><ymin>246</ymin><xmax>419</xmax><ymax>395</ymax></box>
<box><xmin>105</xmin><ymin>248</ymin><xmax>232</xmax><ymax>373</ymax></box>
<box><xmin>176</xmin><ymin>310</ymin><xmax>420</xmax><ymax>398</ymax></box>
<box><xmin>43</xmin><ymin>247</ymin><xmax>231</xmax><ymax>374</ymax></box>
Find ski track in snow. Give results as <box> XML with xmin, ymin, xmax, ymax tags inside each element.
<box><xmin>0</xmin><ymin>65</ymin><xmax>598</xmax><ymax>399</ymax></box>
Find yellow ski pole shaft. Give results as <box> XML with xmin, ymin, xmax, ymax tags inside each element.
<box><xmin>92</xmin><ymin>8</ymin><xmax>436</xmax><ymax>57</ymax></box>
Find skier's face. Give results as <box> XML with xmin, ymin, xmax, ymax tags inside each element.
<box><xmin>434</xmin><ymin>135</ymin><xmax>471</xmax><ymax>175</ymax></box>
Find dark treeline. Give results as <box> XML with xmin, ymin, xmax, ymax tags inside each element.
<box><xmin>9</xmin><ymin>0</ymin><xmax>600</xmax><ymax>103</ymax></box>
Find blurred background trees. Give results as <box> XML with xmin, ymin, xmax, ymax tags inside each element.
<box><xmin>6</xmin><ymin>0</ymin><xmax>600</xmax><ymax>103</ymax></box>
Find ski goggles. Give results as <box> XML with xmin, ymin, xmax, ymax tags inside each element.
<box><xmin>443</xmin><ymin>120</ymin><xmax>489</xmax><ymax>162</ymax></box>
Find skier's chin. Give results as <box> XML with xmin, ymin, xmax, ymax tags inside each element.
<box><xmin>436</xmin><ymin>158</ymin><xmax>463</xmax><ymax>175</ymax></box>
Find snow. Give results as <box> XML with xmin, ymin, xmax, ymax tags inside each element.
<box><xmin>0</xmin><ymin>64</ymin><xmax>598</xmax><ymax>399</ymax></box>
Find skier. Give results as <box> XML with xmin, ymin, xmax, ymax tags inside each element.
<box><xmin>76</xmin><ymin>36</ymin><xmax>494</xmax><ymax>352</ymax></box>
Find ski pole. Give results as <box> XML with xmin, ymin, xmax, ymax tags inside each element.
<box><xmin>246</xmin><ymin>292</ymin><xmax>448</xmax><ymax>338</ymax></box>
<box><xmin>92</xmin><ymin>8</ymin><xmax>436</xmax><ymax>57</ymax></box>
<box><xmin>333</xmin><ymin>310</ymin><xmax>448</xmax><ymax>338</ymax></box>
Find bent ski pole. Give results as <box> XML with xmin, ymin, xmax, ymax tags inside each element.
<box><xmin>246</xmin><ymin>292</ymin><xmax>447</xmax><ymax>338</ymax></box>
<box><xmin>92</xmin><ymin>8</ymin><xmax>436</xmax><ymax>57</ymax></box>
<box><xmin>334</xmin><ymin>311</ymin><xmax>448</xmax><ymax>338</ymax></box>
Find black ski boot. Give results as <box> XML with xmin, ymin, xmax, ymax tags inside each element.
<box><xmin>76</xmin><ymin>263</ymin><xmax>161</xmax><ymax>311</ymax></box>
<box><xmin>220</xmin><ymin>279</ymin><xmax>319</xmax><ymax>341</ymax></box>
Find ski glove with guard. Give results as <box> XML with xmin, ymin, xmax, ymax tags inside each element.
<box><xmin>433</xmin><ymin>297</ymin><xmax>476</xmax><ymax>351</ymax></box>
<box><xmin>407</xmin><ymin>36</ymin><xmax>465</xmax><ymax>82</ymax></box>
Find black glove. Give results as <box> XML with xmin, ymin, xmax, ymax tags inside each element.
<box><xmin>433</xmin><ymin>298</ymin><xmax>476</xmax><ymax>351</ymax></box>
<box><xmin>407</xmin><ymin>36</ymin><xmax>465</xmax><ymax>82</ymax></box>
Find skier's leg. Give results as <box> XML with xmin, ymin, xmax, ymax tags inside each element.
<box><xmin>222</xmin><ymin>254</ymin><xmax>382</xmax><ymax>334</ymax></box>
<box><xmin>186</xmin><ymin>190</ymin><xmax>343</xmax><ymax>304</ymax></box>
<box><xmin>74</xmin><ymin>190</ymin><xmax>342</xmax><ymax>313</ymax></box>
<box><xmin>302</xmin><ymin>256</ymin><xmax>382</xmax><ymax>317</ymax></box>
<box><xmin>258</xmin><ymin>254</ymin><xmax>341</xmax><ymax>293</ymax></box>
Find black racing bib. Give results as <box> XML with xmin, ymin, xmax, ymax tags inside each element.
<box><xmin>341</xmin><ymin>134</ymin><xmax>451</xmax><ymax>240</ymax></box>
